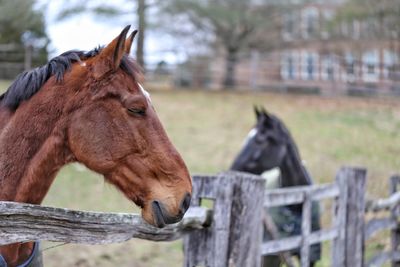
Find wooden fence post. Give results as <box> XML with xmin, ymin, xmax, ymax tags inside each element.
<box><xmin>24</xmin><ymin>44</ymin><xmax>32</xmax><ymax>71</ymax></box>
<box><xmin>332</xmin><ymin>167</ymin><xmax>349</xmax><ymax>267</ymax></box>
<box><xmin>300</xmin><ymin>192</ymin><xmax>312</xmax><ymax>267</ymax></box>
<box><xmin>390</xmin><ymin>175</ymin><xmax>400</xmax><ymax>267</ymax></box>
<box><xmin>183</xmin><ymin>172</ymin><xmax>265</xmax><ymax>267</ymax></box>
<box><xmin>333</xmin><ymin>167</ymin><xmax>367</xmax><ymax>267</ymax></box>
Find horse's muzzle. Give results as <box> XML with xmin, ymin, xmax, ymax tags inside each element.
<box><xmin>152</xmin><ymin>192</ymin><xmax>191</xmax><ymax>228</ymax></box>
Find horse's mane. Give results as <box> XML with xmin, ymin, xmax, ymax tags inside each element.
<box><xmin>0</xmin><ymin>47</ymin><xmax>141</xmax><ymax>110</ymax></box>
<box><xmin>269</xmin><ymin>114</ymin><xmax>295</xmax><ymax>146</ymax></box>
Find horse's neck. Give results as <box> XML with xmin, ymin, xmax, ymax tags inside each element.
<box><xmin>279</xmin><ymin>141</ymin><xmax>313</xmax><ymax>187</ymax></box>
<box><xmin>0</xmin><ymin>87</ymin><xmax>74</xmax><ymax>267</ymax></box>
<box><xmin>0</xmin><ymin>91</ymin><xmax>70</xmax><ymax>203</ymax></box>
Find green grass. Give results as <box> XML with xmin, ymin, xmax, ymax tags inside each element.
<box><xmin>1</xmin><ymin>81</ymin><xmax>399</xmax><ymax>266</ymax></box>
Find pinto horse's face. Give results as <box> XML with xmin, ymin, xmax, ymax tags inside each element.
<box><xmin>67</xmin><ymin>27</ymin><xmax>192</xmax><ymax>227</ymax></box>
<box><xmin>230</xmin><ymin>107</ymin><xmax>287</xmax><ymax>175</ymax></box>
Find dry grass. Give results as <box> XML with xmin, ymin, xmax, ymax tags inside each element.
<box><xmin>1</xmin><ymin>80</ymin><xmax>399</xmax><ymax>266</ymax></box>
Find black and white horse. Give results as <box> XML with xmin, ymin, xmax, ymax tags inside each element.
<box><xmin>231</xmin><ymin>106</ymin><xmax>321</xmax><ymax>267</ymax></box>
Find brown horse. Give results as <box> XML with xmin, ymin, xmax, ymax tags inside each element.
<box><xmin>0</xmin><ymin>26</ymin><xmax>192</xmax><ymax>266</ymax></box>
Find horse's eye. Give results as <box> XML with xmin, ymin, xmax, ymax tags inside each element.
<box><xmin>127</xmin><ymin>108</ymin><xmax>146</xmax><ymax>116</ymax></box>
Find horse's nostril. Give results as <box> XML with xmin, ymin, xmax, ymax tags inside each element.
<box><xmin>180</xmin><ymin>192</ymin><xmax>192</xmax><ymax>214</ymax></box>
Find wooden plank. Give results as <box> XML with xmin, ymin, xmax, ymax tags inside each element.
<box><xmin>183</xmin><ymin>174</ymin><xmax>233</xmax><ymax>267</ymax></box>
<box><xmin>366</xmin><ymin>251</ymin><xmax>400</xmax><ymax>267</ymax></box>
<box><xmin>262</xmin><ymin>235</ymin><xmax>302</xmax><ymax>255</ymax></box>
<box><xmin>183</xmin><ymin>172</ymin><xmax>265</xmax><ymax>267</ymax></box>
<box><xmin>308</xmin><ymin>228</ymin><xmax>339</xmax><ymax>244</ymax></box>
<box><xmin>0</xmin><ymin>62</ymin><xmax>24</xmax><ymax>68</ymax></box>
<box><xmin>265</xmin><ymin>188</ymin><xmax>305</xmax><ymax>207</ymax></box>
<box><xmin>390</xmin><ymin>175</ymin><xmax>400</xmax><ymax>267</ymax></box>
<box><xmin>189</xmin><ymin>175</ymin><xmax>219</xmax><ymax>203</ymax></box>
<box><xmin>366</xmin><ymin>191</ymin><xmax>400</xmax><ymax>212</ymax></box>
<box><xmin>300</xmin><ymin>192</ymin><xmax>311</xmax><ymax>267</ymax></box>
<box><xmin>0</xmin><ymin>202</ymin><xmax>211</xmax><ymax>245</ymax></box>
<box><xmin>311</xmin><ymin>183</ymin><xmax>340</xmax><ymax>201</ymax></box>
<box><xmin>24</xmin><ymin>44</ymin><xmax>32</xmax><ymax>70</ymax></box>
<box><xmin>0</xmin><ymin>43</ymin><xmax>20</xmax><ymax>51</ymax></box>
<box><xmin>344</xmin><ymin>167</ymin><xmax>367</xmax><ymax>267</ymax></box>
<box><xmin>187</xmin><ymin>172</ymin><xmax>266</xmax><ymax>267</ymax></box>
<box><xmin>226</xmin><ymin>171</ymin><xmax>265</xmax><ymax>267</ymax></box>
<box><xmin>264</xmin><ymin>183</ymin><xmax>339</xmax><ymax>207</ymax></box>
<box><xmin>262</xmin><ymin>211</ymin><xmax>296</xmax><ymax>267</ymax></box>
<box><xmin>365</xmin><ymin>218</ymin><xmax>398</xmax><ymax>240</ymax></box>
<box><xmin>332</xmin><ymin>168</ymin><xmax>349</xmax><ymax>267</ymax></box>
<box><xmin>261</xmin><ymin>228</ymin><xmax>338</xmax><ymax>255</ymax></box>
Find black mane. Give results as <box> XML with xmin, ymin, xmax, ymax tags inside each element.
<box><xmin>0</xmin><ymin>47</ymin><xmax>140</xmax><ymax>110</ymax></box>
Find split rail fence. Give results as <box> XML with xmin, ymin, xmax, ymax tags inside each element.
<box><xmin>0</xmin><ymin>167</ymin><xmax>399</xmax><ymax>266</ymax></box>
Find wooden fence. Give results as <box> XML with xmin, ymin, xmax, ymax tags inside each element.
<box><xmin>0</xmin><ymin>167</ymin><xmax>399</xmax><ymax>266</ymax></box>
<box><xmin>364</xmin><ymin>175</ymin><xmax>400</xmax><ymax>267</ymax></box>
<box><xmin>0</xmin><ymin>43</ymin><xmax>32</xmax><ymax>79</ymax></box>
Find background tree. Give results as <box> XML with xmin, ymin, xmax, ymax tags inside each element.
<box><xmin>158</xmin><ymin>0</ymin><xmax>283</xmax><ymax>88</ymax></box>
<box><xmin>336</xmin><ymin>0</ymin><xmax>400</xmax><ymax>58</ymax></box>
<box><xmin>0</xmin><ymin>0</ymin><xmax>49</xmax><ymax>78</ymax></box>
<box><xmin>0</xmin><ymin>0</ymin><xmax>47</xmax><ymax>44</ymax></box>
<box><xmin>57</xmin><ymin>0</ymin><xmax>152</xmax><ymax>69</ymax></box>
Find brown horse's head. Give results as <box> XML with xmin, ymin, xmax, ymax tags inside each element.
<box><xmin>66</xmin><ymin>26</ymin><xmax>192</xmax><ymax>227</ymax></box>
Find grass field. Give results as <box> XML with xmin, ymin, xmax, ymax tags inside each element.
<box><xmin>1</xmin><ymin>80</ymin><xmax>400</xmax><ymax>266</ymax></box>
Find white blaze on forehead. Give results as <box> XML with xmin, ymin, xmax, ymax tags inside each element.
<box><xmin>138</xmin><ymin>83</ymin><xmax>151</xmax><ymax>102</ymax></box>
<box><xmin>243</xmin><ymin>128</ymin><xmax>257</xmax><ymax>146</ymax></box>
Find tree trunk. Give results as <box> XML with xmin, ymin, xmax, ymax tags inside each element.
<box><xmin>223</xmin><ymin>49</ymin><xmax>238</xmax><ymax>88</ymax></box>
<box><xmin>136</xmin><ymin>0</ymin><xmax>146</xmax><ymax>70</ymax></box>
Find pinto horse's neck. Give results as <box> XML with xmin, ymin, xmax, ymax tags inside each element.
<box><xmin>0</xmin><ymin>82</ymin><xmax>74</xmax><ymax>266</ymax></box>
<box><xmin>279</xmin><ymin>135</ymin><xmax>313</xmax><ymax>188</ymax></box>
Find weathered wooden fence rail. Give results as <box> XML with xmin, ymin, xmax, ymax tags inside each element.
<box><xmin>0</xmin><ymin>172</ymin><xmax>266</xmax><ymax>267</ymax></box>
<box><xmin>0</xmin><ymin>168</ymin><xmax>399</xmax><ymax>267</ymax></box>
<box><xmin>0</xmin><ymin>43</ymin><xmax>33</xmax><ymax>79</ymax></box>
<box><xmin>261</xmin><ymin>168</ymin><xmax>400</xmax><ymax>267</ymax></box>
<box><xmin>0</xmin><ymin>202</ymin><xmax>211</xmax><ymax>245</ymax></box>
<box><xmin>261</xmin><ymin>167</ymin><xmax>367</xmax><ymax>267</ymax></box>
<box><xmin>363</xmin><ymin>175</ymin><xmax>400</xmax><ymax>267</ymax></box>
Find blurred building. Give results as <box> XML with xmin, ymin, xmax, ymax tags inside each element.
<box><xmin>202</xmin><ymin>1</ymin><xmax>400</xmax><ymax>95</ymax></box>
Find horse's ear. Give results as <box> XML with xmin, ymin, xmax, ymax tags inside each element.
<box><xmin>261</xmin><ymin>106</ymin><xmax>268</xmax><ymax>116</ymax></box>
<box><xmin>254</xmin><ymin>105</ymin><xmax>261</xmax><ymax>120</ymax></box>
<box><xmin>125</xmin><ymin>30</ymin><xmax>138</xmax><ymax>55</ymax></box>
<box><xmin>94</xmin><ymin>25</ymin><xmax>131</xmax><ymax>78</ymax></box>
<box><xmin>261</xmin><ymin>107</ymin><xmax>273</xmax><ymax>120</ymax></box>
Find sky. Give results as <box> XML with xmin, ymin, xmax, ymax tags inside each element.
<box><xmin>43</xmin><ymin>1</ymin><xmax>183</xmax><ymax>66</ymax></box>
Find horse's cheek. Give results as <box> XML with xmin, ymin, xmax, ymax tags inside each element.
<box><xmin>68</xmin><ymin>116</ymin><xmax>115</xmax><ymax>172</ymax></box>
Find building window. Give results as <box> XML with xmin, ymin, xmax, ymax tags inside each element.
<box><xmin>362</xmin><ymin>50</ymin><xmax>379</xmax><ymax>82</ymax></box>
<box><xmin>351</xmin><ymin>20</ymin><xmax>360</xmax><ymax>39</ymax></box>
<box><xmin>383</xmin><ymin>50</ymin><xmax>398</xmax><ymax>79</ymax></box>
<box><xmin>367</xmin><ymin>64</ymin><xmax>375</xmax><ymax>74</ymax></box>
<box><xmin>281</xmin><ymin>51</ymin><xmax>297</xmax><ymax>80</ymax></box>
<box><xmin>307</xmin><ymin>56</ymin><xmax>314</xmax><ymax>79</ymax></box>
<box><xmin>347</xmin><ymin>63</ymin><xmax>355</xmax><ymax>75</ymax></box>
<box><xmin>301</xmin><ymin>51</ymin><xmax>318</xmax><ymax>80</ymax></box>
<box><xmin>321</xmin><ymin>9</ymin><xmax>333</xmax><ymax>39</ymax></box>
<box><xmin>282</xmin><ymin>12</ymin><xmax>295</xmax><ymax>41</ymax></box>
<box><xmin>302</xmin><ymin>7</ymin><xmax>319</xmax><ymax>38</ymax></box>
<box><xmin>345</xmin><ymin>52</ymin><xmax>356</xmax><ymax>83</ymax></box>
<box><xmin>322</xmin><ymin>55</ymin><xmax>336</xmax><ymax>81</ymax></box>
